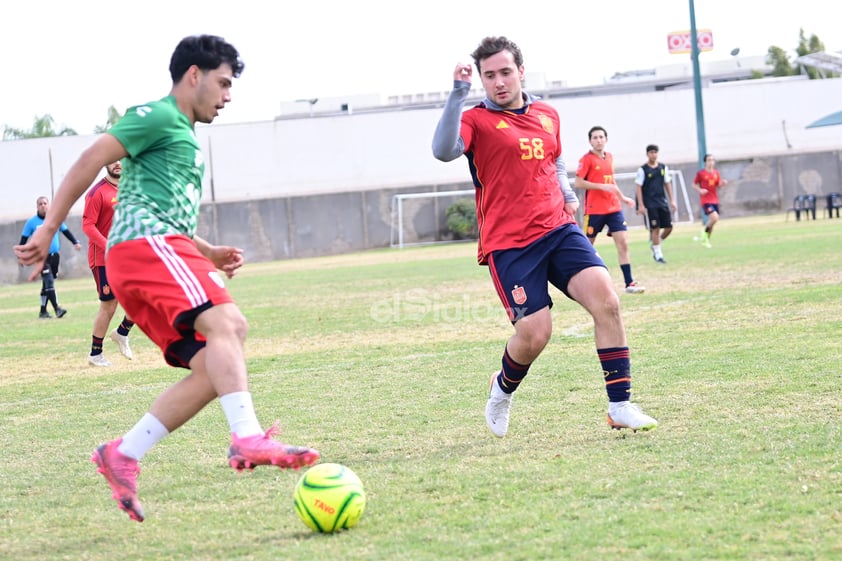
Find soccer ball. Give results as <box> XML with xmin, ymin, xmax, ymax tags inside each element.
<box><xmin>293</xmin><ymin>463</ymin><xmax>366</xmax><ymax>533</ymax></box>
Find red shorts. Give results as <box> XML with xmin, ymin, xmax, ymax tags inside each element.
<box><xmin>106</xmin><ymin>234</ymin><xmax>234</xmax><ymax>368</ymax></box>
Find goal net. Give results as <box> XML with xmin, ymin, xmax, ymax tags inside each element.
<box><xmin>390</xmin><ymin>170</ymin><xmax>692</xmax><ymax>249</ymax></box>
<box><xmin>390</xmin><ymin>188</ymin><xmax>474</xmax><ymax>248</ymax></box>
<box><xmin>600</xmin><ymin>170</ymin><xmax>694</xmax><ymax>228</ymax></box>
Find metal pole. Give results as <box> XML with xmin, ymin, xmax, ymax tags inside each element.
<box><xmin>689</xmin><ymin>0</ymin><xmax>707</xmax><ymax>170</ymax></box>
<box><xmin>207</xmin><ymin>136</ymin><xmax>219</xmax><ymax>244</ymax></box>
<box><xmin>48</xmin><ymin>148</ymin><xmax>55</xmax><ymax>199</ymax></box>
<box><xmin>398</xmin><ymin>197</ymin><xmax>404</xmax><ymax>249</ymax></box>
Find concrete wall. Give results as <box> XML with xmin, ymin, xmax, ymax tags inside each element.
<box><xmin>3</xmin><ymin>148</ymin><xmax>840</xmax><ymax>285</ymax></box>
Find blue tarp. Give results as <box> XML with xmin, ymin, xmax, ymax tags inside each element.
<box><xmin>806</xmin><ymin>110</ymin><xmax>842</xmax><ymax>128</ymax></box>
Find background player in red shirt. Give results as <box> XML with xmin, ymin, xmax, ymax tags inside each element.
<box><xmin>82</xmin><ymin>161</ymin><xmax>136</xmax><ymax>367</ymax></box>
<box><xmin>693</xmin><ymin>154</ymin><xmax>728</xmax><ymax>248</ymax></box>
<box><xmin>576</xmin><ymin>126</ymin><xmax>644</xmax><ymax>294</ymax></box>
<box><xmin>432</xmin><ymin>36</ymin><xmax>657</xmax><ymax>438</ymax></box>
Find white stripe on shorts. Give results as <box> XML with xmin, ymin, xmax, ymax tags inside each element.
<box><xmin>147</xmin><ymin>235</ymin><xmax>208</xmax><ymax>308</ymax></box>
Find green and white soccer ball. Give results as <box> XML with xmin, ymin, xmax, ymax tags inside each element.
<box><xmin>293</xmin><ymin>463</ymin><xmax>366</xmax><ymax>533</ymax></box>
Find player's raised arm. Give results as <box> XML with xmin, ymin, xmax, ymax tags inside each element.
<box><xmin>15</xmin><ymin>134</ymin><xmax>127</xmax><ymax>267</ymax></box>
<box><xmin>432</xmin><ymin>64</ymin><xmax>472</xmax><ymax>162</ymax></box>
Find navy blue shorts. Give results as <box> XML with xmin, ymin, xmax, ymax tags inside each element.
<box><xmin>487</xmin><ymin>224</ymin><xmax>606</xmax><ymax>323</ymax></box>
<box><xmin>91</xmin><ymin>266</ymin><xmax>116</xmax><ymax>302</ymax></box>
<box><xmin>703</xmin><ymin>203</ymin><xmax>720</xmax><ymax>216</ymax></box>
<box><xmin>583</xmin><ymin>211</ymin><xmax>627</xmax><ymax>239</ymax></box>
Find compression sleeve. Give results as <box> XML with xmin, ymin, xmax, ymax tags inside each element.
<box><xmin>432</xmin><ymin>81</ymin><xmax>471</xmax><ymax>162</ymax></box>
<box><xmin>556</xmin><ymin>156</ymin><xmax>578</xmax><ymax>204</ymax></box>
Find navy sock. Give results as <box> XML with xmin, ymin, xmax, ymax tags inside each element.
<box><xmin>497</xmin><ymin>346</ymin><xmax>530</xmax><ymax>394</ymax></box>
<box><xmin>620</xmin><ymin>264</ymin><xmax>633</xmax><ymax>286</ymax></box>
<box><xmin>91</xmin><ymin>335</ymin><xmax>104</xmax><ymax>356</ymax></box>
<box><xmin>598</xmin><ymin>347</ymin><xmax>631</xmax><ymax>402</ymax></box>
<box><xmin>117</xmin><ymin>318</ymin><xmax>134</xmax><ymax>336</ymax></box>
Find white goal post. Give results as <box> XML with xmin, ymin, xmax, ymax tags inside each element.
<box><xmin>608</xmin><ymin>169</ymin><xmax>694</xmax><ymax>227</ymax></box>
<box><xmin>390</xmin><ymin>170</ymin><xmax>692</xmax><ymax>249</ymax></box>
<box><xmin>390</xmin><ymin>189</ymin><xmax>474</xmax><ymax>248</ymax></box>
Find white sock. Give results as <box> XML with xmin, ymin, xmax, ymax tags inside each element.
<box><xmin>118</xmin><ymin>413</ymin><xmax>170</xmax><ymax>460</ymax></box>
<box><xmin>220</xmin><ymin>391</ymin><xmax>263</xmax><ymax>438</ymax></box>
<box><xmin>653</xmin><ymin>244</ymin><xmax>663</xmax><ymax>258</ymax></box>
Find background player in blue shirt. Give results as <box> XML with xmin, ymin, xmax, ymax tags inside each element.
<box><xmin>19</xmin><ymin>196</ymin><xmax>81</xmax><ymax>318</ymax></box>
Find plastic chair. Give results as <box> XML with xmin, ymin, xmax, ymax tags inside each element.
<box><xmin>803</xmin><ymin>194</ymin><xmax>817</xmax><ymax>220</ymax></box>
<box><xmin>786</xmin><ymin>195</ymin><xmax>817</xmax><ymax>221</ymax></box>
<box><xmin>825</xmin><ymin>192</ymin><xmax>842</xmax><ymax>218</ymax></box>
<box><xmin>786</xmin><ymin>195</ymin><xmax>806</xmax><ymax>221</ymax></box>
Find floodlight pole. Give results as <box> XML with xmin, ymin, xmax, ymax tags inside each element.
<box><xmin>689</xmin><ymin>0</ymin><xmax>707</xmax><ymax>170</ymax></box>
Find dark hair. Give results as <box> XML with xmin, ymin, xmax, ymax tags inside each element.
<box><xmin>588</xmin><ymin>126</ymin><xmax>607</xmax><ymax>140</ymax></box>
<box><xmin>646</xmin><ymin>144</ymin><xmax>659</xmax><ymax>152</ymax></box>
<box><xmin>470</xmin><ymin>36</ymin><xmax>523</xmax><ymax>71</ymax></box>
<box><xmin>169</xmin><ymin>35</ymin><xmax>244</xmax><ymax>82</ymax></box>
<box><xmin>704</xmin><ymin>153</ymin><xmax>714</xmax><ymax>162</ymax></box>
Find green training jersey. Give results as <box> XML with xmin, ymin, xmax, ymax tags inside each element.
<box><xmin>107</xmin><ymin>95</ymin><xmax>205</xmax><ymax>250</ymax></box>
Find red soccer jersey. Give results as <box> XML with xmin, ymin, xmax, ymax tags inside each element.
<box><xmin>577</xmin><ymin>150</ymin><xmax>621</xmax><ymax>215</ymax></box>
<box><xmin>694</xmin><ymin>169</ymin><xmax>722</xmax><ymax>205</ymax></box>
<box><xmin>82</xmin><ymin>178</ymin><xmax>119</xmax><ymax>268</ymax></box>
<box><xmin>460</xmin><ymin>100</ymin><xmax>576</xmax><ymax>264</ymax></box>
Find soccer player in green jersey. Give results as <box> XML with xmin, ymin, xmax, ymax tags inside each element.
<box><xmin>15</xmin><ymin>34</ymin><xmax>319</xmax><ymax>523</ymax></box>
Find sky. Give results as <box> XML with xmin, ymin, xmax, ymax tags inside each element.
<box><xmin>3</xmin><ymin>0</ymin><xmax>837</xmax><ymax>133</ymax></box>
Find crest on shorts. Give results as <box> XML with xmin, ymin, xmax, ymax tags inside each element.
<box><xmin>538</xmin><ymin>114</ymin><xmax>554</xmax><ymax>134</ymax></box>
<box><xmin>511</xmin><ymin>285</ymin><xmax>527</xmax><ymax>305</ymax></box>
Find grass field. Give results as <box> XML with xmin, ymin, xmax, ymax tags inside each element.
<box><xmin>1</xmin><ymin>214</ymin><xmax>841</xmax><ymax>561</ymax></box>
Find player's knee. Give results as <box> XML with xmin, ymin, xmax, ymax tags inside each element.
<box><xmin>519</xmin><ymin>330</ymin><xmax>551</xmax><ymax>358</ymax></box>
<box><xmin>584</xmin><ymin>286</ymin><xmax>621</xmax><ymax>322</ymax></box>
<box><xmin>220</xmin><ymin>307</ymin><xmax>249</xmax><ymax>342</ymax></box>
<box><xmin>514</xmin><ymin>314</ymin><xmax>552</xmax><ymax>355</ymax></box>
<box><xmin>232</xmin><ymin>311</ymin><xmax>249</xmax><ymax>340</ymax></box>
<box><xmin>197</xmin><ymin>304</ymin><xmax>249</xmax><ymax>342</ymax></box>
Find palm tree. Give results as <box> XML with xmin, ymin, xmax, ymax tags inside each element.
<box><xmin>3</xmin><ymin>114</ymin><xmax>77</xmax><ymax>140</ymax></box>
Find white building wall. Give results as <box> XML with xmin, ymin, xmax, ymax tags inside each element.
<box><xmin>2</xmin><ymin>76</ymin><xmax>839</xmax><ymax>222</ymax></box>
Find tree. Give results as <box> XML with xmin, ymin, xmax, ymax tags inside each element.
<box><xmin>766</xmin><ymin>45</ymin><xmax>794</xmax><ymax>77</ymax></box>
<box><xmin>2</xmin><ymin>114</ymin><xmax>77</xmax><ymax>140</ymax></box>
<box><xmin>767</xmin><ymin>29</ymin><xmax>836</xmax><ymax>79</ymax></box>
<box><xmin>93</xmin><ymin>105</ymin><xmax>123</xmax><ymax>133</ymax></box>
<box><xmin>795</xmin><ymin>28</ymin><xmax>833</xmax><ymax>79</ymax></box>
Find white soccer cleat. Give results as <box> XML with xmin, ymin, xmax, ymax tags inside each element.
<box><xmin>88</xmin><ymin>353</ymin><xmax>112</xmax><ymax>367</ymax></box>
<box><xmin>485</xmin><ymin>373</ymin><xmax>513</xmax><ymax>438</ymax></box>
<box><xmin>110</xmin><ymin>329</ymin><xmax>133</xmax><ymax>360</ymax></box>
<box><xmin>607</xmin><ymin>401</ymin><xmax>658</xmax><ymax>432</ymax></box>
<box><xmin>624</xmin><ymin>282</ymin><xmax>645</xmax><ymax>294</ymax></box>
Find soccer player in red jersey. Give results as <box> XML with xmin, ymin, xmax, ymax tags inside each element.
<box><xmin>82</xmin><ymin>161</ymin><xmax>136</xmax><ymax>367</ymax></box>
<box><xmin>432</xmin><ymin>36</ymin><xmax>657</xmax><ymax>438</ymax></box>
<box><xmin>576</xmin><ymin>126</ymin><xmax>645</xmax><ymax>294</ymax></box>
<box><xmin>693</xmin><ymin>154</ymin><xmax>728</xmax><ymax>247</ymax></box>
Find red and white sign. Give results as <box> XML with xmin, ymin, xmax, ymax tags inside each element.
<box><xmin>667</xmin><ymin>29</ymin><xmax>714</xmax><ymax>54</ymax></box>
